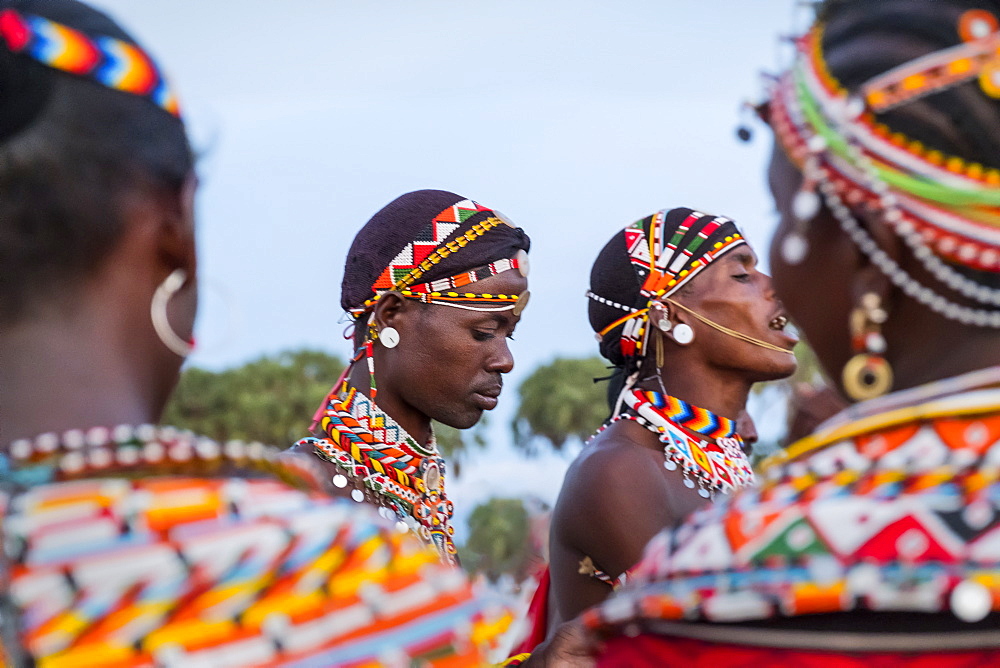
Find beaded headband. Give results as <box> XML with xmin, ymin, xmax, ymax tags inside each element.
<box><xmin>349</xmin><ymin>199</ymin><xmax>529</xmax><ymax>318</ymax></box>
<box><xmin>0</xmin><ymin>8</ymin><xmax>180</xmax><ymax>117</ymax></box>
<box><xmin>768</xmin><ymin>11</ymin><xmax>1000</xmax><ymax>327</ymax></box>
<box><xmin>590</xmin><ymin>208</ymin><xmax>746</xmax><ymax>360</ymax></box>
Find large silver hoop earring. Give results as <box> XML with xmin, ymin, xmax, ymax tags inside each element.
<box><xmin>151</xmin><ymin>269</ymin><xmax>194</xmax><ymax>358</ymax></box>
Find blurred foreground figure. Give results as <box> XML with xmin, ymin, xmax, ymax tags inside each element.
<box><xmin>586</xmin><ymin>1</ymin><xmax>1000</xmax><ymax>665</ymax></box>
<box><xmin>0</xmin><ymin>1</ymin><xmax>507</xmax><ymax>664</ymax></box>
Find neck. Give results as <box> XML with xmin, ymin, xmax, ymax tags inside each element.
<box><xmin>884</xmin><ymin>301</ymin><xmax>1000</xmax><ymax>393</ymax></box>
<box><xmin>637</xmin><ymin>363</ymin><xmax>751</xmax><ymax>422</ymax></box>
<box><xmin>347</xmin><ymin>360</ymin><xmax>433</xmax><ymax>446</ymax></box>
<box><xmin>0</xmin><ymin>301</ymin><xmax>171</xmax><ymax>447</ymax></box>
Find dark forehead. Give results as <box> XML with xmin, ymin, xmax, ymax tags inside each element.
<box><xmin>724</xmin><ymin>247</ymin><xmax>758</xmax><ymax>266</ymax></box>
<box><xmin>472</xmin><ymin>269</ymin><xmax>528</xmax><ymax>294</ymax></box>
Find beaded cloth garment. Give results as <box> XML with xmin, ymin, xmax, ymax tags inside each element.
<box><xmin>584</xmin><ymin>369</ymin><xmax>1000</xmax><ymax>647</ymax></box>
<box><xmin>0</xmin><ymin>428</ymin><xmax>507</xmax><ymax>666</ymax></box>
<box><xmin>295</xmin><ymin>386</ymin><xmax>459</xmax><ymax>566</ymax></box>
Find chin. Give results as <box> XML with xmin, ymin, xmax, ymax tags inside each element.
<box><xmin>750</xmin><ymin>354</ymin><xmax>798</xmax><ymax>382</ymax></box>
<box><xmin>434</xmin><ymin>407</ymin><xmax>484</xmax><ymax>431</ymax></box>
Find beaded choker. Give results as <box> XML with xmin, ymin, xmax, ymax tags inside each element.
<box><xmin>593</xmin><ymin>389</ymin><xmax>754</xmax><ymax>497</ymax></box>
<box><xmin>298</xmin><ymin>386</ymin><xmax>458</xmax><ymax>565</ymax></box>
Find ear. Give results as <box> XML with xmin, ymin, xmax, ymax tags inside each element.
<box><xmin>372</xmin><ymin>291</ymin><xmax>419</xmax><ymax>333</ymax></box>
<box><xmin>153</xmin><ymin>172</ymin><xmax>198</xmax><ymax>279</ymax></box>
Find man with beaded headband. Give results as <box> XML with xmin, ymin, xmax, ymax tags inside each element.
<box><xmin>582</xmin><ymin>1</ymin><xmax>1000</xmax><ymax>665</ymax></box>
<box><xmin>0</xmin><ymin>2</ymin><xmax>517</xmax><ymax>664</ymax></box>
<box><xmin>288</xmin><ymin>190</ymin><xmax>531</xmax><ymax>566</ymax></box>
<box><xmin>507</xmin><ymin>207</ymin><xmax>798</xmax><ymax>662</ymax></box>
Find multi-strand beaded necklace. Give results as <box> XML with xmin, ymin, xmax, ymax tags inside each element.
<box><xmin>3</xmin><ymin>424</ymin><xmax>326</xmax><ymax>491</ymax></box>
<box><xmin>298</xmin><ymin>386</ymin><xmax>458</xmax><ymax>565</ymax></box>
<box><xmin>592</xmin><ymin>389</ymin><xmax>755</xmax><ymax>497</ymax></box>
<box><xmin>770</xmin><ymin>19</ymin><xmax>1000</xmax><ymax>327</ymax></box>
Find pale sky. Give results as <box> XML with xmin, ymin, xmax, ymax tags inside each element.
<box><xmin>89</xmin><ymin>0</ymin><xmax>803</xmax><ymax>535</ymax></box>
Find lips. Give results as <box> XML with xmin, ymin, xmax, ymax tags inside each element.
<box><xmin>768</xmin><ymin>310</ymin><xmax>800</xmax><ymax>349</ymax></box>
<box><xmin>471</xmin><ymin>384</ymin><xmax>502</xmax><ymax>410</ymax></box>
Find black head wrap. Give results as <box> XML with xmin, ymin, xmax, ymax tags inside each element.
<box><xmin>341</xmin><ymin>189</ymin><xmax>531</xmax><ymax>313</ymax></box>
<box><xmin>0</xmin><ymin>0</ymin><xmax>177</xmax><ymax>142</ymax></box>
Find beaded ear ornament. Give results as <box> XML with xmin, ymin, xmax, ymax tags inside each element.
<box><xmin>767</xmin><ymin>11</ymin><xmax>1000</xmax><ymax>329</ymax></box>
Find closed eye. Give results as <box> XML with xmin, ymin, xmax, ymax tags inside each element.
<box><xmin>473</xmin><ymin>330</ymin><xmax>497</xmax><ymax>341</ymax></box>
<box><xmin>733</xmin><ymin>273</ymin><xmax>751</xmax><ymax>283</ymax></box>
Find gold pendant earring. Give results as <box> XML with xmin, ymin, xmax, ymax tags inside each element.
<box><xmin>842</xmin><ymin>292</ymin><xmax>893</xmax><ymax>401</ymax></box>
<box><xmin>656</xmin><ymin>330</ymin><xmax>665</xmax><ymax>368</ymax></box>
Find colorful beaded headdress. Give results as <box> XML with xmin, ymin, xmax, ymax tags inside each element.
<box><xmin>0</xmin><ymin>7</ymin><xmax>180</xmax><ymax>117</ymax></box>
<box><xmin>768</xmin><ymin>8</ymin><xmax>1000</xmax><ymax>327</ymax></box>
<box><xmin>339</xmin><ymin>190</ymin><xmax>530</xmax><ymax>401</ymax></box>
<box><xmin>348</xmin><ymin>198</ymin><xmax>530</xmax><ymax>319</ymax></box>
<box><xmin>588</xmin><ymin>207</ymin><xmax>746</xmax><ymax>362</ymax></box>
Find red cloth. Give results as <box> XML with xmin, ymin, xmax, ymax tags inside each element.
<box><xmin>597</xmin><ymin>634</ymin><xmax>1000</xmax><ymax>668</ymax></box>
<box><xmin>511</xmin><ymin>567</ymin><xmax>550</xmax><ymax>656</ymax></box>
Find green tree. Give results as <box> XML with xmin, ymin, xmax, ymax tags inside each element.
<box><xmin>163</xmin><ymin>349</ymin><xmax>346</xmax><ymax>446</ymax></box>
<box><xmin>461</xmin><ymin>497</ymin><xmax>531</xmax><ymax>581</ymax></box>
<box><xmin>163</xmin><ymin>349</ymin><xmax>485</xmax><ymax>470</ymax></box>
<box><xmin>511</xmin><ymin>356</ymin><xmax>610</xmax><ymax>454</ymax></box>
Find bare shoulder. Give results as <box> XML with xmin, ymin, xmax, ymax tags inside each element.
<box><xmin>553</xmin><ymin>422</ymin><xmax>671</xmax><ymax>543</ymax></box>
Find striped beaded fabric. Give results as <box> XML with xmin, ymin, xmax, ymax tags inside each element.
<box><xmin>0</xmin><ymin>425</ymin><xmax>511</xmax><ymax>666</ymax></box>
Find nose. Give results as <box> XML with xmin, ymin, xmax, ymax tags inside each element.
<box><xmin>486</xmin><ymin>338</ymin><xmax>515</xmax><ymax>374</ymax></box>
<box><xmin>761</xmin><ymin>270</ymin><xmax>777</xmax><ymax>301</ymax></box>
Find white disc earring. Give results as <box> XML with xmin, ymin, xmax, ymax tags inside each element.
<box><xmin>379</xmin><ymin>326</ymin><xmax>400</xmax><ymax>348</ymax></box>
<box><xmin>671</xmin><ymin>323</ymin><xmax>694</xmax><ymax>346</ymax></box>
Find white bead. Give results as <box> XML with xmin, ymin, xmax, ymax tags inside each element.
<box><xmin>950</xmin><ymin>580</ymin><xmax>992</xmax><ymax>623</ymax></box>
<box><xmin>195</xmin><ymin>438</ymin><xmax>219</xmax><ymax>459</ymax></box>
<box><xmin>117</xmin><ymin>447</ymin><xmax>140</xmax><ymax>465</ymax></box>
<box><xmin>86</xmin><ymin>426</ymin><xmax>109</xmax><ymax>447</ymax></box>
<box><xmin>792</xmin><ymin>189</ymin><xmax>821</xmax><ymax>222</ymax></box>
<box><xmin>112</xmin><ymin>424</ymin><xmax>133</xmax><ymax>443</ymax></box>
<box><xmin>781</xmin><ymin>233</ymin><xmax>809</xmax><ymax>265</ymax></box>
<box><xmin>224</xmin><ymin>440</ymin><xmax>245</xmax><ymax>459</ymax></box>
<box><xmin>9</xmin><ymin>440</ymin><xmax>31</xmax><ymax>460</ymax></box>
<box><xmin>63</xmin><ymin>429</ymin><xmax>86</xmax><ymax>449</ymax></box>
<box><xmin>144</xmin><ymin>441</ymin><xmax>165</xmax><ymax>462</ymax></box>
<box><xmin>60</xmin><ymin>452</ymin><xmax>85</xmax><ymax>473</ymax></box>
<box><xmin>36</xmin><ymin>433</ymin><xmax>58</xmax><ymax>452</ymax></box>
<box><xmin>89</xmin><ymin>448</ymin><xmax>113</xmax><ymax>468</ymax></box>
